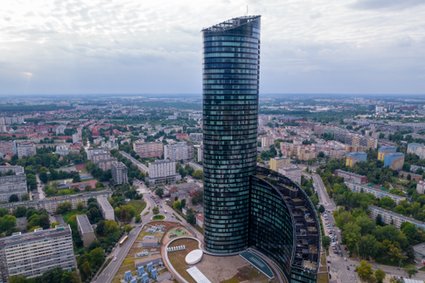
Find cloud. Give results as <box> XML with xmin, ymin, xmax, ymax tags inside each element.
<box><xmin>351</xmin><ymin>0</ymin><xmax>425</xmax><ymax>10</ymax></box>
<box><xmin>0</xmin><ymin>0</ymin><xmax>424</xmax><ymax>95</ymax></box>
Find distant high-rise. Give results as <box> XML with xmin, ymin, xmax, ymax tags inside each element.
<box><xmin>202</xmin><ymin>15</ymin><xmax>261</xmax><ymax>254</ymax></box>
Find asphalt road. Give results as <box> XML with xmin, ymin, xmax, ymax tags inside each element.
<box><xmin>93</xmin><ymin>187</ymin><xmax>155</xmax><ymax>283</ymax></box>
<box><xmin>312</xmin><ymin>173</ymin><xmax>358</xmax><ymax>283</ymax></box>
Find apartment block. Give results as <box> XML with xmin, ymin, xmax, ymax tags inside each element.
<box><xmin>13</xmin><ymin>141</ymin><xmax>36</xmax><ymax>158</ymax></box>
<box><xmin>164</xmin><ymin>142</ymin><xmax>193</xmax><ymax>161</ymax></box>
<box><xmin>0</xmin><ymin>141</ymin><xmax>14</xmax><ymax>156</ymax></box>
<box><xmin>369</xmin><ymin>205</ymin><xmax>425</xmax><ymax>229</ymax></box>
<box><xmin>383</xmin><ymin>152</ymin><xmax>405</xmax><ymax>171</ymax></box>
<box><xmin>345</xmin><ymin>182</ymin><xmax>406</xmax><ymax>204</ymax></box>
<box><xmin>76</xmin><ymin>214</ymin><xmax>96</xmax><ymax>248</ymax></box>
<box><xmin>133</xmin><ymin>140</ymin><xmax>163</xmax><ymax>158</ymax></box>
<box><xmin>0</xmin><ymin>166</ymin><xmax>27</xmax><ymax>203</ymax></box>
<box><xmin>111</xmin><ymin>161</ymin><xmax>128</xmax><ymax>185</ymax></box>
<box><xmin>335</xmin><ymin>169</ymin><xmax>368</xmax><ymax>184</ymax></box>
<box><xmin>96</xmin><ymin>196</ymin><xmax>115</xmax><ymax>221</ymax></box>
<box><xmin>147</xmin><ymin>160</ymin><xmax>180</xmax><ymax>186</ymax></box>
<box><xmin>407</xmin><ymin>143</ymin><xmax>425</xmax><ymax>159</ymax></box>
<box><xmin>345</xmin><ymin>152</ymin><xmax>367</xmax><ymax>168</ymax></box>
<box><xmin>378</xmin><ymin>146</ymin><xmax>397</xmax><ymax>161</ymax></box>
<box><xmin>0</xmin><ymin>226</ymin><xmax>76</xmax><ymax>282</ymax></box>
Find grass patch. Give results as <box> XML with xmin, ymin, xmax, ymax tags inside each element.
<box><xmin>152</xmin><ymin>214</ymin><xmax>165</xmax><ymax>220</ymax></box>
<box><xmin>127</xmin><ymin>200</ymin><xmax>146</xmax><ymax>215</ymax></box>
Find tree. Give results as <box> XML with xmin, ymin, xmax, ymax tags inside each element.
<box><xmin>192</xmin><ymin>170</ymin><xmax>203</xmax><ymax>180</ymax></box>
<box><xmin>0</xmin><ymin>214</ymin><xmax>17</xmax><ymax>235</ymax></box>
<box><xmin>14</xmin><ymin>206</ymin><xmax>27</xmax><ymax>218</ymax></box>
<box><xmin>152</xmin><ymin>206</ymin><xmax>159</xmax><ymax>215</ymax></box>
<box><xmin>56</xmin><ymin>202</ymin><xmax>72</xmax><ymax>214</ymax></box>
<box><xmin>88</xmin><ymin>247</ymin><xmax>105</xmax><ymax>269</ymax></box>
<box><xmin>318</xmin><ymin>205</ymin><xmax>325</xmax><ymax>214</ymax></box>
<box><xmin>115</xmin><ymin>205</ymin><xmax>136</xmax><ymax>223</ymax></box>
<box><xmin>356</xmin><ymin>260</ymin><xmax>373</xmax><ymax>282</ymax></box>
<box><xmin>155</xmin><ymin>187</ymin><xmax>164</xmax><ymax>198</ymax></box>
<box><xmin>358</xmin><ymin>235</ymin><xmax>378</xmax><ymax>259</ymax></box>
<box><xmin>186</xmin><ymin>208</ymin><xmax>196</xmax><ymax>225</ymax></box>
<box><xmin>173</xmin><ymin>200</ymin><xmax>182</xmax><ymax>211</ymax></box>
<box><xmin>322</xmin><ymin>236</ymin><xmax>331</xmax><ymax>251</ymax></box>
<box><xmin>9</xmin><ymin>194</ymin><xmax>19</xmax><ymax>202</ymax></box>
<box><xmin>374</xmin><ymin>269</ymin><xmax>385</xmax><ymax>283</ymax></box>
<box><xmin>404</xmin><ymin>266</ymin><xmax>417</xmax><ymax>278</ymax></box>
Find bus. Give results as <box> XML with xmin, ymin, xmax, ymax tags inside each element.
<box><xmin>118</xmin><ymin>235</ymin><xmax>128</xmax><ymax>246</ymax></box>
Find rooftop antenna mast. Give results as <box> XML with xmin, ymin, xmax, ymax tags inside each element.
<box><xmin>246</xmin><ymin>5</ymin><xmax>249</xmax><ymax>16</ymax></box>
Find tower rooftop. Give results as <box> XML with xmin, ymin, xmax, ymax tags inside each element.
<box><xmin>202</xmin><ymin>15</ymin><xmax>260</xmax><ymax>32</ymax></box>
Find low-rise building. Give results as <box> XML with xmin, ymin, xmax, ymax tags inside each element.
<box><xmin>369</xmin><ymin>205</ymin><xmax>425</xmax><ymax>229</ymax></box>
<box><xmin>196</xmin><ymin>213</ymin><xmax>204</xmax><ymax>228</ymax></box>
<box><xmin>417</xmin><ymin>181</ymin><xmax>425</xmax><ymax>194</ymax></box>
<box><xmin>384</xmin><ymin>152</ymin><xmax>405</xmax><ymax>171</ymax></box>
<box><xmin>189</xmin><ymin>133</ymin><xmax>203</xmax><ymax>143</ymax></box>
<box><xmin>335</xmin><ymin>169</ymin><xmax>368</xmax><ymax>184</ymax></box>
<box><xmin>76</xmin><ymin>214</ymin><xmax>96</xmax><ymax>248</ymax></box>
<box><xmin>55</xmin><ymin>144</ymin><xmax>70</xmax><ymax>156</ymax></box>
<box><xmin>0</xmin><ymin>165</ymin><xmax>27</xmax><ymax>203</ymax></box>
<box><xmin>346</xmin><ymin>182</ymin><xmax>406</xmax><ymax>204</ymax></box>
<box><xmin>0</xmin><ymin>141</ymin><xmax>14</xmax><ymax>156</ymax></box>
<box><xmin>97</xmin><ymin>196</ymin><xmax>115</xmax><ymax>220</ymax></box>
<box><xmin>413</xmin><ymin>243</ymin><xmax>425</xmax><ymax>264</ymax></box>
<box><xmin>345</xmin><ymin>152</ymin><xmax>367</xmax><ymax>168</ymax></box>
<box><xmin>0</xmin><ymin>225</ymin><xmax>76</xmax><ymax>282</ymax></box>
<box><xmin>278</xmin><ymin>165</ymin><xmax>302</xmax><ymax>185</ymax></box>
<box><xmin>269</xmin><ymin>157</ymin><xmax>291</xmax><ymax>172</ymax></box>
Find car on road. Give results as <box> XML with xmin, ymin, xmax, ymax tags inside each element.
<box><xmin>113</xmin><ymin>256</ymin><xmax>117</xmax><ymax>262</ymax></box>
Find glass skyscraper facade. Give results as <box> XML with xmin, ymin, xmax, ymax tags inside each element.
<box><xmin>202</xmin><ymin>16</ymin><xmax>321</xmax><ymax>282</ymax></box>
<box><xmin>202</xmin><ymin>15</ymin><xmax>261</xmax><ymax>254</ymax></box>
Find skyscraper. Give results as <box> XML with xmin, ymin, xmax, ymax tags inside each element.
<box><xmin>202</xmin><ymin>16</ymin><xmax>321</xmax><ymax>282</ymax></box>
<box><xmin>202</xmin><ymin>15</ymin><xmax>261</xmax><ymax>254</ymax></box>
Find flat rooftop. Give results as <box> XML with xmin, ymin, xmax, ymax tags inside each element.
<box><xmin>76</xmin><ymin>214</ymin><xmax>94</xmax><ymax>234</ymax></box>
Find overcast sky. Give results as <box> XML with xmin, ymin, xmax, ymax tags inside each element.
<box><xmin>0</xmin><ymin>0</ymin><xmax>424</xmax><ymax>95</ymax></box>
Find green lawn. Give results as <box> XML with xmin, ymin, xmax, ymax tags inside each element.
<box><xmin>127</xmin><ymin>200</ymin><xmax>146</xmax><ymax>215</ymax></box>
<box><xmin>152</xmin><ymin>214</ymin><xmax>165</xmax><ymax>220</ymax></box>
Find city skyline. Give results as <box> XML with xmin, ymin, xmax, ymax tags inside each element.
<box><xmin>1</xmin><ymin>0</ymin><xmax>424</xmax><ymax>95</ymax></box>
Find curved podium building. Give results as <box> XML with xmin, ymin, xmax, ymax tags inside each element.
<box><xmin>202</xmin><ymin>16</ymin><xmax>320</xmax><ymax>282</ymax></box>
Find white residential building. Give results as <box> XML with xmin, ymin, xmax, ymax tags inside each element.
<box><xmin>164</xmin><ymin>142</ymin><xmax>193</xmax><ymax>161</ymax></box>
<box><xmin>13</xmin><ymin>141</ymin><xmax>36</xmax><ymax>158</ymax></box>
<box><xmin>0</xmin><ymin>166</ymin><xmax>27</xmax><ymax>203</ymax></box>
<box><xmin>147</xmin><ymin>160</ymin><xmax>180</xmax><ymax>186</ymax></box>
<box><xmin>111</xmin><ymin>161</ymin><xmax>128</xmax><ymax>185</ymax></box>
<box><xmin>0</xmin><ymin>226</ymin><xmax>76</xmax><ymax>282</ymax></box>
<box><xmin>96</xmin><ymin>196</ymin><xmax>115</xmax><ymax>221</ymax></box>
<box><xmin>345</xmin><ymin>182</ymin><xmax>406</xmax><ymax>204</ymax></box>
